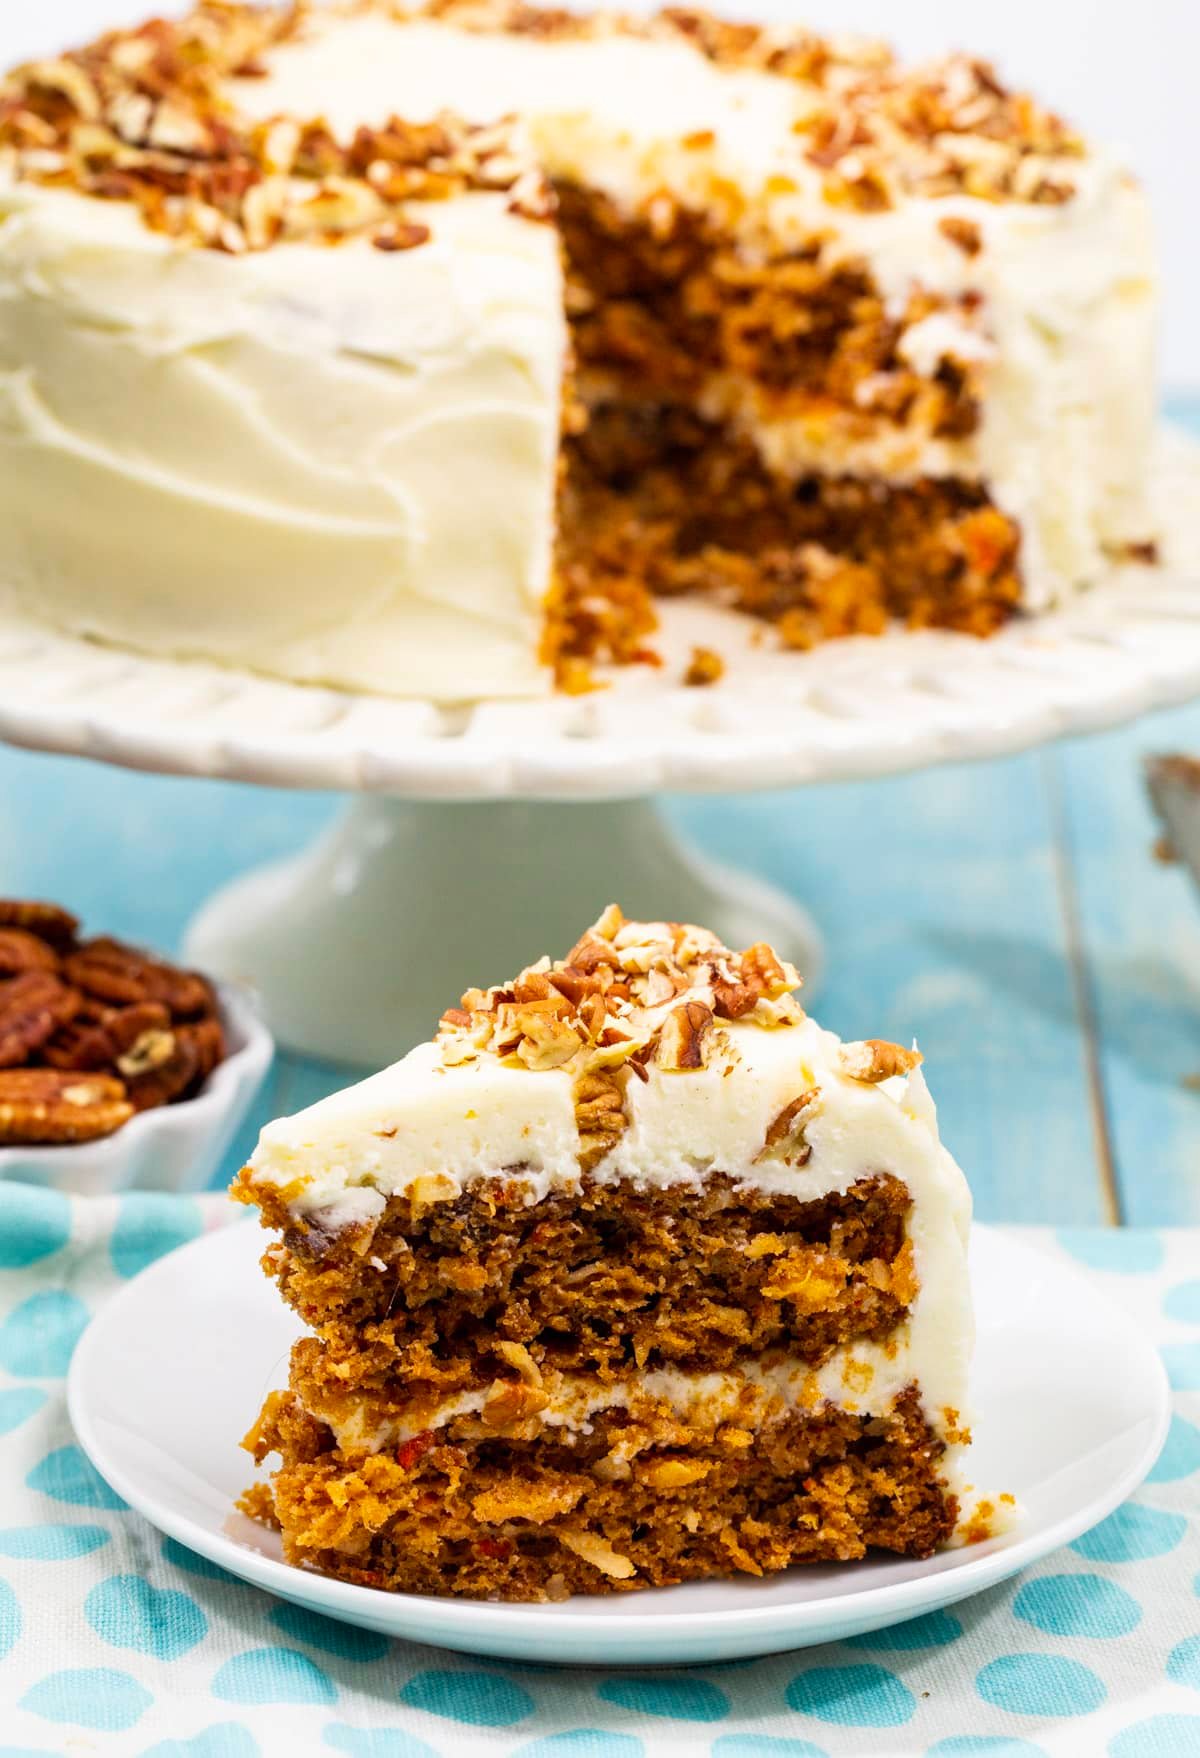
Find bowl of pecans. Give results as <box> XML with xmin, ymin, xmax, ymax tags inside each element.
<box><xmin>0</xmin><ymin>899</ymin><xmax>273</xmax><ymax>1196</ymax></box>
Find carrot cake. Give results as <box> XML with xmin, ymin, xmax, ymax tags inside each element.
<box><xmin>0</xmin><ymin>3</ymin><xmax>1157</xmax><ymax>698</ymax></box>
<box><xmin>234</xmin><ymin>906</ymin><xmax>1010</xmax><ymax>1600</ymax></box>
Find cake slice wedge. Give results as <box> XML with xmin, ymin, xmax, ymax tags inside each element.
<box><xmin>235</xmin><ymin>906</ymin><xmax>1010</xmax><ymax>1599</ymax></box>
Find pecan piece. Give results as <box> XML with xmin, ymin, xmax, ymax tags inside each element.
<box><xmin>711</xmin><ymin>975</ymin><xmax>758</xmax><ymax>1019</ymax></box>
<box><xmin>683</xmin><ymin>645</ymin><xmax>724</xmax><ymax>687</ymax></box>
<box><xmin>565</xmin><ymin>933</ymin><xmax>620</xmax><ymax>975</ymax></box>
<box><xmin>574</xmin><ymin>1067</ymin><xmax>626</xmax><ymax>1172</ymax></box>
<box><xmin>939</xmin><ymin>215</ymin><xmax>982</xmax><ymax>256</ymax></box>
<box><xmin>656</xmin><ymin>1000</ymin><xmax>713</xmax><ymax>1070</ymax></box>
<box><xmin>838</xmin><ymin>1040</ymin><xmax>923</xmax><ymax>1083</ymax></box>
<box><xmin>0</xmin><ymin>1068</ymin><xmax>132</xmax><ymax>1143</ymax></box>
<box><xmin>0</xmin><ymin>972</ymin><xmax>79</xmax><ymax>1066</ymax></box>
<box><xmin>547</xmin><ymin>965</ymin><xmax>603</xmax><ymax>1007</ymax></box>
<box><xmin>757</xmin><ymin>1086</ymin><xmax>821</xmax><ymax>1164</ymax></box>
<box><xmin>41</xmin><ymin>999</ymin><xmax>172</xmax><ymax>1073</ymax></box>
<box><xmin>741</xmin><ymin>942</ymin><xmax>795</xmax><ymax>1000</ymax></box>
<box><xmin>179</xmin><ymin>1015</ymin><xmax>225</xmax><ymax>1084</ymax></box>
<box><xmin>0</xmin><ymin>900</ymin><xmax>79</xmax><ymax>948</ymax></box>
<box><xmin>480</xmin><ymin>1378</ymin><xmax>550</xmax><ymax>1431</ymax></box>
<box><xmin>0</xmin><ymin>929</ymin><xmax>61</xmax><ymax>976</ymax></box>
<box><xmin>121</xmin><ymin>1030</ymin><xmax>200</xmax><ymax>1112</ymax></box>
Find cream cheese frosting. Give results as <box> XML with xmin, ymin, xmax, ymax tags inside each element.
<box><xmin>0</xmin><ymin>174</ymin><xmax>565</xmax><ymax>698</ymax></box>
<box><xmin>247</xmin><ymin>907</ymin><xmax>984</xmax><ymax>1528</ymax></box>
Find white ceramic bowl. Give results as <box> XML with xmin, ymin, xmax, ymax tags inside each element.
<box><xmin>0</xmin><ymin>981</ymin><xmax>273</xmax><ymax>1197</ymax></box>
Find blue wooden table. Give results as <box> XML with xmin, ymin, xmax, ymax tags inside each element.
<box><xmin>2</xmin><ymin>414</ymin><xmax>1198</xmax><ymax>1230</ymax></box>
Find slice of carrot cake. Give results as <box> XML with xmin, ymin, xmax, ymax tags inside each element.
<box><xmin>234</xmin><ymin>905</ymin><xmax>1009</xmax><ymax>1600</ymax></box>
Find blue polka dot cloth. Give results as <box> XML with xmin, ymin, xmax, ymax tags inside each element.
<box><xmin>1</xmin><ymin>1187</ymin><xmax>1199</xmax><ymax>1758</ymax></box>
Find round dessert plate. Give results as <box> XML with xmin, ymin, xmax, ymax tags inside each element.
<box><xmin>3</xmin><ymin>427</ymin><xmax>1200</xmax><ymax>800</ymax></box>
<box><xmin>68</xmin><ymin>1221</ymin><xmax>1169</xmax><ymax>1666</ymax></box>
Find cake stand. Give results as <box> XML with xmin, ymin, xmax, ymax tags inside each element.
<box><xmin>1</xmin><ymin>428</ymin><xmax>1198</xmax><ymax>1066</ymax></box>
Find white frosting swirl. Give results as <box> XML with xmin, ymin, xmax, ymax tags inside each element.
<box><xmin>0</xmin><ymin>176</ymin><xmax>565</xmax><ymax>698</ymax></box>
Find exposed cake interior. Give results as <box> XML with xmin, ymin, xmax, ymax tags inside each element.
<box><xmin>235</xmin><ymin>906</ymin><xmax>1012</xmax><ymax>1599</ymax></box>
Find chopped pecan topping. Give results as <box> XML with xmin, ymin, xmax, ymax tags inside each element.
<box><xmin>938</xmin><ymin>214</ymin><xmax>982</xmax><ymax>255</ymax></box>
<box><xmin>436</xmin><ymin>906</ymin><xmax>803</xmax><ymax>1079</ymax></box>
<box><xmin>838</xmin><ymin>1039</ymin><xmax>923</xmax><ymax>1083</ymax></box>
<box><xmin>757</xmin><ymin>1085</ymin><xmax>821</xmax><ymax>1163</ymax></box>
<box><xmin>0</xmin><ymin>7</ymin><xmax>555</xmax><ymax>254</ymax></box>
<box><xmin>430</xmin><ymin>0</ymin><xmax>1084</xmax><ymax>206</ymax></box>
<box><xmin>0</xmin><ymin>1068</ymin><xmax>133</xmax><ymax>1143</ymax></box>
<box><xmin>493</xmin><ymin>1339</ymin><xmax>544</xmax><ymax>1385</ymax></box>
<box><xmin>683</xmin><ymin>645</ymin><xmax>724</xmax><ymax>686</ymax></box>
<box><xmin>574</xmin><ymin>1066</ymin><xmax>627</xmax><ymax>1171</ymax></box>
<box><xmin>656</xmin><ymin>999</ymin><xmax>714</xmax><ymax>1070</ymax></box>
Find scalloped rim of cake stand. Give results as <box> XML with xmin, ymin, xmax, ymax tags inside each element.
<box><xmin>0</xmin><ymin>425</ymin><xmax>1196</xmax><ymax>801</ymax></box>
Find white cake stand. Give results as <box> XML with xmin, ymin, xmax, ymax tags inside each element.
<box><xmin>2</xmin><ymin>429</ymin><xmax>1198</xmax><ymax>1064</ymax></box>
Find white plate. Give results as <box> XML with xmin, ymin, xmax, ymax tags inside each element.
<box><xmin>68</xmin><ymin>1221</ymin><xmax>1169</xmax><ymax>1667</ymax></box>
<box><xmin>0</xmin><ymin>981</ymin><xmax>273</xmax><ymax>1197</ymax></box>
<box><xmin>4</xmin><ymin>429</ymin><xmax>1200</xmax><ymax>800</ymax></box>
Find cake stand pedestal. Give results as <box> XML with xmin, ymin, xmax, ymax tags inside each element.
<box><xmin>0</xmin><ymin>425</ymin><xmax>1197</xmax><ymax>1066</ymax></box>
<box><xmin>183</xmin><ymin>796</ymin><xmax>822</xmax><ymax>1065</ymax></box>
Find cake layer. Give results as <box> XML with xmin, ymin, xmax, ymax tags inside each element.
<box><xmin>243</xmin><ymin>1382</ymin><xmax>960</xmax><ymax>1599</ymax></box>
<box><xmin>258</xmin><ymin>1172</ymin><xmax>916</xmax><ymax>1392</ymax></box>
<box><xmin>559</xmin><ymin>402</ymin><xmax>1022</xmax><ymax>658</ymax></box>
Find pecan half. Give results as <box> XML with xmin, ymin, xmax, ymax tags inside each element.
<box><xmin>41</xmin><ymin>1000</ymin><xmax>169</xmax><ymax>1073</ymax></box>
<box><xmin>65</xmin><ymin>938</ymin><xmax>212</xmax><ymax>1016</ymax></box>
<box><xmin>0</xmin><ymin>900</ymin><xmax>79</xmax><ymax>948</ymax></box>
<box><xmin>179</xmin><ymin>1015</ymin><xmax>225</xmax><ymax>1083</ymax></box>
<box><xmin>0</xmin><ymin>1068</ymin><xmax>132</xmax><ymax>1143</ymax></box>
<box><xmin>0</xmin><ymin>972</ymin><xmax>79</xmax><ymax>1066</ymax></box>
<box><xmin>838</xmin><ymin>1040</ymin><xmax>923</xmax><ymax>1083</ymax></box>
<box><xmin>0</xmin><ymin>929</ymin><xmax>61</xmax><ymax>976</ymax></box>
